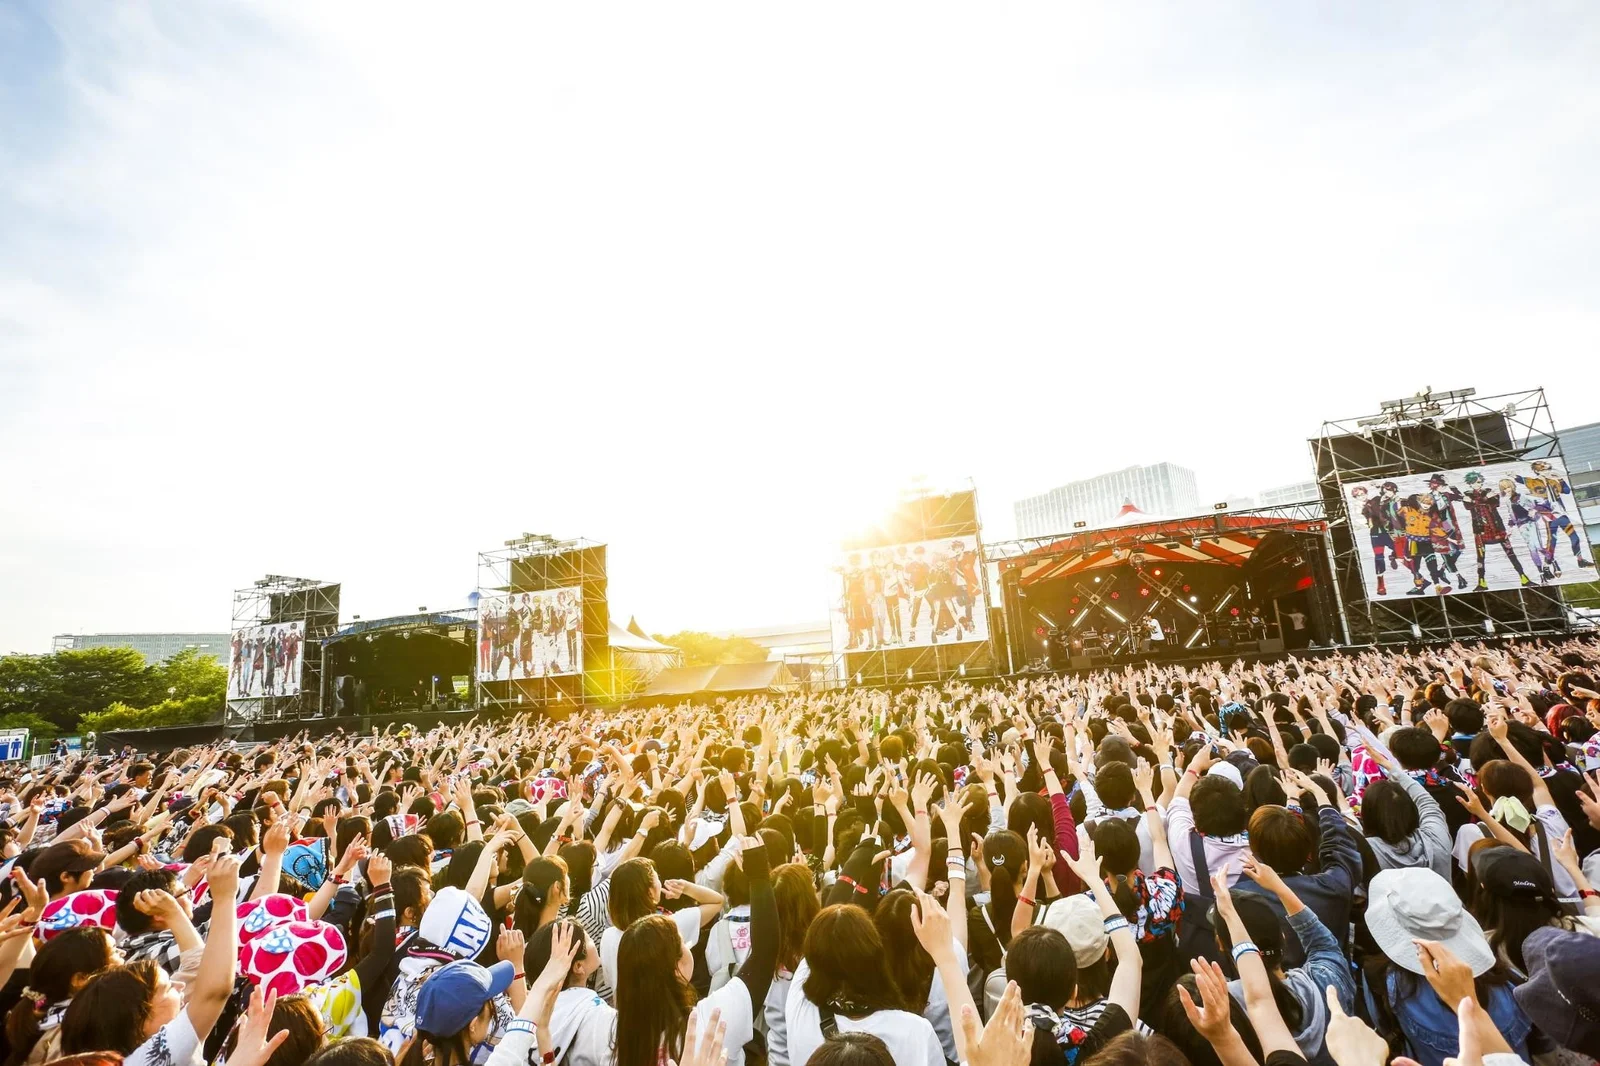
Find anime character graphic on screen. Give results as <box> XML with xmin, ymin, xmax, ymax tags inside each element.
<box><xmin>1351</xmin><ymin>483</ymin><xmax>1405</xmax><ymax>595</ymax></box>
<box><xmin>1518</xmin><ymin>462</ymin><xmax>1594</xmax><ymax>577</ymax></box>
<box><xmin>1435</xmin><ymin>472</ymin><xmax>1530</xmax><ymax>590</ymax></box>
<box><xmin>562</xmin><ymin>591</ymin><xmax>581</xmax><ymax>671</ymax></box>
<box><xmin>1424</xmin><ymin>475</ymin><xmax>1470</xmax><ymax>591</ymax></box>
<box><xmin>1397</xmin><ymin>490</ymin><xmax>1461</xmax><ymax>595</ymax></box>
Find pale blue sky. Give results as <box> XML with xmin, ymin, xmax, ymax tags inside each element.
<box><xmin>3</xmin><ymin>2</ymin><xmax>1598</xmax><ymax>651</ymax></box>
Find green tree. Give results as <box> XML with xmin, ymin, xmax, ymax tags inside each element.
<box><xmin>0</xmin><ymin>647</ymin><xmax>159</xmax><ymax>733</ymax></box>
<box><xmin>651</xmin><ymin>631</ymin><xmax>769</xmax><ymax>667</ymax></box>
<box><xmin>150</xmin><ymin>648</ymin><xmax>228</xmax><ymax>702</ymax></box>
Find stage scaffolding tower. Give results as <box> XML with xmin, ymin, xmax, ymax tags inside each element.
<box><xmin>476</xmin><ymin>534</ymin><xmax>612</xmax><ymax>715</ymax></box>
<box><xmin>821</xmin><ymin>482</ymin><xmax>999</xmax><ymax>690</ymax></box>
<box><xmin>225</xmin><ymin>576</ymin><xmax>341</xmax><ymax>725</ymax></box>
<box><xmin>1313</xmin><ymin>386</ymin><xmax>1578</xmax><ymax>645</ymax></box>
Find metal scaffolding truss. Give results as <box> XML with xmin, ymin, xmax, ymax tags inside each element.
<box><xmin>1312</xmin><ymin>386</ymin><xmax>1574</xmax><ymax>644</ymax></box>
<box><xmin>476</xmin><ymin>534</ymin><xmax>613</xmax><ymax>713</ymax></box>
<box><xmin>226</xmin><ymin>576</ymin><xmax>341</xmax><ymax>725</ymax></box>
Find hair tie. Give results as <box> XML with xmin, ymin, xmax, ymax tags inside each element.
<box><xmin>1489</xmin><ymin>795</ymin><xmax>1532</xmax><ymax>833</ymax></box>
<box><xmin>20</xmin><ymin>988</ymin><xmax>44</xmax><ymax>1010</ymax></box>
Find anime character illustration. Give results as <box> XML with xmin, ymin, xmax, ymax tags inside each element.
<box><xmin>1352</xmin><ymin>482</ymin><xmax>1404</xmax><ymax>595</ymax></box>
<box><xmin>1517</xmin><ymin>461</ymin><xmax>1594</xmax><ymax>577</ymax></box>
<box><xmin>1399</xmin><ymin>491</ymin><xmax>1454</xmax><ymax>595</ymax></box>
<box><xmin>1435</xmin><ymin>472</ymin><xmax>1530</xmax><ymax>590</ymax></box>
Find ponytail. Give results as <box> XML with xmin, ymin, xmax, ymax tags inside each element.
<box><xmin>1108</xmin><ymin>874</ymin><xmax>1140</xmax><ymax>923</ymax></box>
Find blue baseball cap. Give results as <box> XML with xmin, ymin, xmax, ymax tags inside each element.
<box><xmin>416</xmin><ymin>959</ymin><xmax>516</xmax><ymax>1036</ymax></box>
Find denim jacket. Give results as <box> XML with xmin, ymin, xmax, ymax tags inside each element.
<box><xmin>1368</xmin><ymin>970</ymin><xmax>1531</xmax><ymax>1066</ymax></box>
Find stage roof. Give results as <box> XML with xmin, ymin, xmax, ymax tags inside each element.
<box><xmin>989</xmin><ymin>501</ymin><xmax>1326</xmax><ymax>586</ymax></box>
<box><xmin>639</xmin><ymin>660</ymin><xmax>793</xmax><ymax>698</ymax></box>
<box><xmin>608</xmin><ymin>621</ymin><xmax>678</xmax><ymax>655</ymax></box>
<box><xmin>324</xmin><ymin>609</ymin><xmax>475</xmax><ymax>645</ymax></box>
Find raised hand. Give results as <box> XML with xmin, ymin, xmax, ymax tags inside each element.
<box><xmin>1176</xmin><ymin>959</ymin><xmax>1236</xmax><ymax>1043</ymax></box>
<box><xmin>1240</xmin><ymin>854</ymin><xmax>1287</xmax><ymax>897</ymax></box>
<box><xmin>1324</xmin><ymin>985</ymin><xmax>1388</xmax><ymax>1066</ymax></box>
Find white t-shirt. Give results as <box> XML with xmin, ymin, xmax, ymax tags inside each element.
<box><xmin>784</xmin><ymin>960</ymin><xmax>944</xmax><ymax>1066</ymax></box>
<box><xmin>600</xmin><ymin>906</ymin><xmax>705</xmax><ymax>997</ymax></box>
<box><xmin>125</xmin><ymin>1010</ymin><xmax>202</xmax><ymax>1066</ymax></box>
<box><xmin>1452</xmin><ymin>805</ymin><xmax>1579</xmax><ymax>899</ymax></box>
<box><xmin>693</xmin><ymin>976</ymin><xmax>757</xmax><ymax>1066</ymax></box>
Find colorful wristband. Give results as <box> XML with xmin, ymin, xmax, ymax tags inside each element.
<box><xmin>1231</xmin><ymin>942</ymin><xmax>1260</xmax><ymax>961</ymax></box>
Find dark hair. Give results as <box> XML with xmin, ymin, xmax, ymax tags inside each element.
<box><xmin>982</xmin><ymin>830</ymin><xmax>1028</xmax><ymax>946</ymax></box>
<box><xmin>6</xmin><ymin>928</ymin><xmax>116</xmax><ymax>1066</ymax></box>
<box><xmin>1091</xmin><ymin>819</ymin><xmax>1141</xmax><ymax>922</ymax></box>
<box><xmin>1160</xmin><ymin>975</ymin><xmax>1263</xmax><ymax>1066</ymax></box>
<box><xmin>874</xmin><ymin>890</ymin><xmax>935</xmax><ymax>1013</ymax></box>
<box><xmin>391</xmin><ymin>864</ymin><xmax>432</xmax><ymax>927</ymax></box>
<box><xmin>558</xmin><ymin>841</ymin><xmax>597</xmax><ymax>898</ymax></box>
<box><xmin>1007</xmin><ymin>926</ymin><xmax>1076</xmax><ymax>1008</ymax></box>
<box><xmin>1082</xmin><ymin>1031</ymin><xmax>1190</xmax><ymax>1066</ymax></box>
<box><xmin>1387</xmin><ymin>728</ymin><xmax>1442</xmax><ymax>772</ymax></box>
<box><xmin>524</xmin><ymin>919</ymin><xmax>589</xmax><ymax>990</ymax></box>
<box><xmin>113</xmin><ymin>869</ymin><xmax>182</xmax><ymax>936</ymax></box>
<box><xmin>425</xmin><ymin>812</ymin><xmax>464</xmax><ymax>851</ymax></box>
<box><xmin>1212</xmin><ymin>892</ymin><xmax>1301</xmax><ymax>1030</ymax></box>
<box><xmin>1242</xmin><ymin>765</ymin><xmax>1287</xmax><ymax>813</ymax></box>
<box><xmin>1359</xmin><ymin>779</ymin><xmax>1420</xmax><ymax>845</ymax></box>
<box><xmin>806</xmin><ymin>1032</ymin><xmax>896</xmax><ymax>1066</ymax></box>
<box><xmin>305</xmin><ymin>1038</ymin><xmax>393</xmax><ymax>1066</ymax></box>
<box><xmin>608</xmin><ymin>858</ymin><xmax>659</xmax><ymax>930</ymax></box>
<box><xmin>384</xmin><ymin>834</ymin><xmax>433</xmax><ymax>871</ymax></box>
<box><xmin>224</xmin><ymin>994</ymin><xmax>324</xmax><ymax>1066</ymax></box>
<box><xmin>1470</xmin><ymin>865</ymin><xmax>1562</xmax><ymax>973</ymax></box>
<box><xmin>1190</xmin><ymin>777</ymin><xmax>1246</xmax><ymax>837</ymax></box>
<box><xmin>60</xmin><ymin>961</ymin><xmax>162</xmax><ymax>1056</ymax></box>
<box><xmin>514</xmin><ymin>857</ymin><xmax>568</xmax><ymax>935</ymax></box>
<box><xmin>801</xmin><ymin>905</ymin><xmax>905</xmax><ymax>1015</ymax></box>
<box><xmin>181</xmin><ymin>825</ymin><xmax>234</xmax><ymax>864</ymax></box>
<box><xmin>441</xmin><ymin>841</ymin><xmax>486</xmax><ymax>892</ymax></box>
<box><xmin>1094</xmin><ymin>764</ymin><xmax>1135</xmax><ymax>810</ymax></box>
<box><xmin>614</xmin><ymin>916</ymin><xmax>695</xmax><ymax>1066</ymax></box>
<box><xmin>1445</xmin><ymin>698</ymin><xmax>1484</xmax><ymax>737</ymax></box>
<box><xmin>1007</xmin><ymin>793</ymin><xmax>1055</xmax><ymax>855</ymax></box>
<box><xmin>773</xmin><ymin>862</ymin><xmax>819</xmax><ymax>974</ymax></box>
<box><xmin>222</xmin><ymin>812</ymin><xmax>260</xmax><ymax>849</ymax></box>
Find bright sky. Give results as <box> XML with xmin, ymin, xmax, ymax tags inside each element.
<box><xmin>4</xmin><ymin>3</ymin><xmax>1599</xmax><ymax>653</ymax></box>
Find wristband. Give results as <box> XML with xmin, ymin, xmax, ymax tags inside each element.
<box><xmin>1231</xmin><ymin>942</ymin><xmax>1260</xmax><ymax>961</ymax></box>
<box><xmin>1017</xmin><ymin>894</ymin><xmax>1035</xmax><ymax>908</ymax></box>
<box><xmin>466</xmin><ymin>819</ymin><xmax>480</xmax><ymax>827</ymax></box>
<box><xmin>512</xmin><ymin>971</ymin><xmax>526</xmax><ymax>982</ymax></box>
<box><xmin>1580</xmin><ymin>889</ymin><xmax>1599</xmax><ymax>900</ymax></box>
<box><xmin>1159</xmin><ymin>764</ymin><xmax>1175</xmax><ymax>772</ymax></box>
<box><xmin>505</xmin><ymin>1019</ymin><xmax>535</xmax><ymax>1036</ymax></box>
<box><xmin>1102</xmin><ymin>916</ymin><xmax>1130</xmax><ymax>934</ymax></box>
<box><xmin>837</xmin><ymin>874</ymin><xmax>869</xmax><ymax>895</ymax></box>
<box><xmin>946</xmin><ymin>872</ymin><xmax>967</xmax><ymax>883</ymax></box>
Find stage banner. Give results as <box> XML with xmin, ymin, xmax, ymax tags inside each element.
<box><xmin>477</xmin><ymin>587</ymin><xmax>583</xmax><ymax>681</ymax></box>
<box><xmin>1342</xmin><ymin>459</ymin><xmax>1596</xmax><ymax>601</ymax></box>
<box><xmin>227</xmin><ymin>620</ymin><xmax>306</xmax><ymax>699</ymax></box>
<box><xmin>831</xmin><ymin>535</ymin><xmax>988</xmax><ymax>652</ymax></box>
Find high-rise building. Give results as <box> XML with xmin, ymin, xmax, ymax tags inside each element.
<box><xmin>1014</xmin><ymin>462</ymin><xmax>1201</xmax><ymax>537</ymax></box>
<box><xmin>51</xmin><ymin>632</ymin><xmax>231</xmax><ymax>666</ymax></box>
<box><xmin>1257</xmin><ymin>480</ymin><xmax>1320</xmax><ymax>507</ymax></box>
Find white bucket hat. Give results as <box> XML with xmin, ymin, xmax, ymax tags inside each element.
<box><xmin>1366</xmin><ymin>868</ymin><xmax>1495</xmax><ymax>976</ymax></box>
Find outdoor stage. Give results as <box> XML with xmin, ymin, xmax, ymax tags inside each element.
<box><xmin>985</xmin><ymin>500</ymin><xmax>1337</xmax><ymax>674</ymax></box>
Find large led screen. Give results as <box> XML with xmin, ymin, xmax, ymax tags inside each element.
<box><xmin>477</xmin><ymin>587</ymin><xmax>583</xmax><ymax>680</ymax></box>
<box><xmin>830</xmin><ymin>535</ymin><xmax>988</xmax><ymax>651</ymax></box>
<box><xmin>228</xmin><ymin>620</ymin><xmax>306</xmax><ymax>699</ymax></box>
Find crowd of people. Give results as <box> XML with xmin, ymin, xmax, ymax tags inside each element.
<box><xmin>3</xmin><ymin>637</ymin><xmax>1600</xmax><ymax>1066</ymax></box>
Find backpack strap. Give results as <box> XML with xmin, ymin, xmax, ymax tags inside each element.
<box><xmin>818</xmin><ymin>1003</ymin><xmax>839</xmax><ymax>1039</ymax></box>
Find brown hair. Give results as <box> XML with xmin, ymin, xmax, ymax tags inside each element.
<box><xmin>60</xmin><ymin>961</ymin><xmax>162</xmax><ymax>1056</ymax></box>
<box><xmin>1247</xmin><ymin>805</ymin><xmax>1313</xmax><ymax>874</ymax></box>
<box><xmin>614</xmin><ymin>916</ymin><xmax>696</xmax><ymax>1066</ymax></box>
<box><xmin>801</xmin><ymin>905</ymin><xmax>904</xmax><ymax>1016</ymax></box>
<box><xmin>5</xmin><ymin>928</ymin><xmax>116</xmax><ymax>1066</ymax></box>
<box><xmin>772</xmin><ymin>863</ymin><xmax>819</xmax><ymax>973</ymax></box>
<box><xmin>224</xmin><ymin>995</ymin><xmax>325</xmax><ymax>1066</ymax></box>
<box><xmin>1083</xmin><ymin>1031</ymin><xmax>1190</xmax><ymax>1066</ymax></box>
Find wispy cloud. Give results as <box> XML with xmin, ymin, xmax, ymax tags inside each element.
<box><xmin>3</xmin><ymin>2</ymin><xmax>1598</xmax><ymax>650</ymax></box>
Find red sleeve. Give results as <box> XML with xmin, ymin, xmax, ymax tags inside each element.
<box><xmin>1050</xmin><ymin>792</ymin><xmax>1083</xmax><ymax>894</ymax></box>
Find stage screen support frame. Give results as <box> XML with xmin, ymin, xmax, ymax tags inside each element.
<box><xmin>226</xmin><ymin>576</ymin><xmax>340</xmax><ymax>725</ymax></box>
<box><xmin>476</xmin><ymin>535</ymin><xmax>612</xmax><ymax>713</ymax></box>
<box><xmin>1312</xmin><ymin>386</ymin><xmax>1578</xmax><ymax>645</ymax></box>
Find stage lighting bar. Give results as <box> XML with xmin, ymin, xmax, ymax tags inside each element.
<box><xmin>1034</xmin><ymin>612</ymin><xmax>1058</xmax><ymax>629</ymax></box>
<box><xmin>1072</xmin><ymin>579</ymin><xmax>1126</xmax><ymax>627</ymax></box>
<box><xmin>1184</xmin><ymin>628</ymin><xmax>1205</xmax><ymax>649</ymax></box>
<box><xmin>1069</xmin><ymin>608</ymin><xmax>1092</xmax><ymax>629</ymax></box>
<box><xmin>1210</xmin><ymin>584</ymin><xmax>1239</xmax><ymax>615</ymax></box>
<box><xmin>1134</xmin><ymin>567</ymin><xmax>1201</xmax><ymax>617</ymax></box>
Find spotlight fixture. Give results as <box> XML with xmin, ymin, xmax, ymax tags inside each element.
<box><xmin>1093</xmin><ymin>576</ymin><xmax>1102</xmax><ymax>584</ymax></box>
<box><xmin>1188</xmin><ymin>595</ymin><xmax>1198</xmax><ymax>603</ymax></box>
<box><xmin>1152</xmin><ymin>568</ymin><xmax>1163</xmax><ymax>577</ymax></box>
<box><xmin>1073</xmin><ymin>520</ymin><xmax>1088</xmax><ymax>529</ymax></box>
<box><xmin>1111</xmin><ymin>591</ymin><xmax>1121</xmax><ymax>600</ymax></box>
<box><xmin>1139</xmin><ymin>588</ymin><xmax>1150</xmax><ymax>597</ymax></box>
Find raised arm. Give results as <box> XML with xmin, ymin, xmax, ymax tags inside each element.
<box><xmin>1211</xmin><ymin>864</ymin><xmax>1298</xmax><ymax>1057</ymax></box>
<box><xmin>1063</xmin><ymin>832</ymin><xmax>1140</xmax><ymax>1022</ymax></box>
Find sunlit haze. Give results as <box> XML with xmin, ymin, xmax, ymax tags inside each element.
<box><xmin>4</xmin><ymin>3</ymin><xmax>1599</xmax><ymax>651</ymax></box>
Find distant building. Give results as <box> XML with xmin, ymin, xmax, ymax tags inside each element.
<box><xmin>1223</xmin><ymin>495</ymin><xmax>1258</xmax><ymax>511</ymax></box>
<box><xmin>1257</xmin><ymin>481</ymin><xmax>1320</xmax><ymax>507</ymax></box>
<box><xmin>1553</xmin><ymin>421</ymin><xmax>1600</xmax><ymax>544</ymax></box>
<box><xmin>1014</xmin><ymin>462</ymin><xmax>1201</xmax><ymax>537</ymax></box>
<box><xmin>51</xmin><ymin>632</ymin><xmax>230</xmax><ymax>666</ymax></box>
